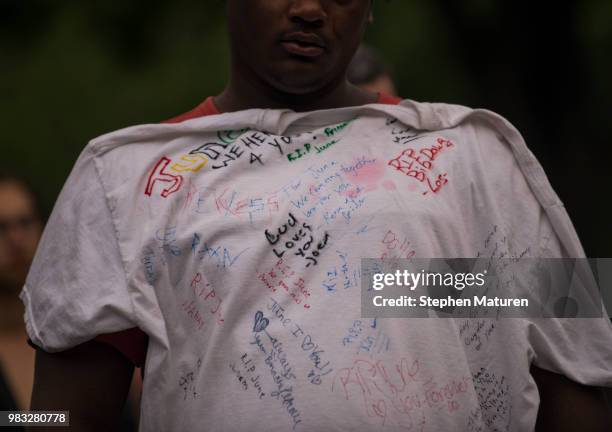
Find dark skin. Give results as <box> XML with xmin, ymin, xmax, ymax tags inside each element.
<box><xmin>215</xmin><ymin>0</ymin><xmax>378</xmax><ymax>112</ymax></box>
<box><xmin>29</xmin><ymin>341</ymin><xmax>133</xmax><ymax>432</ymax></box>
<box><xmin>29</xmin><ymin>1</ymin><xmax>611</xmax><ymax>430</ymax></box>
<box><xmin>532</xmin><ymin>366</ymin><xmax>612</xmax><ymax>431</ymax></box>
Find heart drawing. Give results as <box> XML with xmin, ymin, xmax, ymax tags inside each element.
<box><xmin>253</xmin><ymin>311</ymin><xmax>269</xmax><ymax>333</ymax></box>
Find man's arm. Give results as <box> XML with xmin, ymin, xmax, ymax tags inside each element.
<box><xmin>533</xmin><ymin>365</ymin><xmax>612</xmax><ymax>432</ymax></box>
<box><xmin>29</xmin><ymin>340</ymin><xmax>134</xmax><ymax>432</ymax></box>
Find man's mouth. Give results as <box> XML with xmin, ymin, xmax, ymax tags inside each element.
<box><xmin>280</xmin><ymin>32</ymin><xmax>326</xmax><ymax>58</ymax></box>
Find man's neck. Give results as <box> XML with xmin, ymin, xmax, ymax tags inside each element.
<box><xmin>214</xmin><ymin>69</ymin><xmax>378</xmax><ymax>113</ymax></box>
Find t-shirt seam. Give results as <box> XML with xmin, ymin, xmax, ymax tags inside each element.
<box><xmin>90</xmin><ymin>147</ymin><xmax>141</xmax><ymax>334</ymax></box>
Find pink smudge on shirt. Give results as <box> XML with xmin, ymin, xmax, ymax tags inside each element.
<box><xmin>382</xmin><ymin>180</ymin><xmax>397</xmax><ymax>191</ymax></box>
<box><xmin>350</xmin><ymin>160</ymin><xmax>386</xmax><ymax>185</ymax></box>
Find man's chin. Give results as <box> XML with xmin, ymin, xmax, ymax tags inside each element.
<box><xmin>269</xmin><ymin>75</ymin><xmax>335</xmax><ymax>98</ymax></box>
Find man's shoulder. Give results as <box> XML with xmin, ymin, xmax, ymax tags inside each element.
<box><xmin>392</xmin><ymin>99</ymin><xmax>526</xmax><ymax>151</ymax></box>
<box><xmin>162</xmin><ymin>96</ymin><xmax>219</xmax><ymax>124</ymax></box>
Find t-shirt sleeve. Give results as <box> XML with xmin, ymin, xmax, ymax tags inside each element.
<box><xmin>500</xmin><ymin>125</ymin><xmax>612</xmax><ymax>387</ymax></box>
<box><xmin>470</xmin><ymin>112</ymin><xmax>612</xmax><ymax>387</ymax></box>
<box><xmin>527</xmin><ymin>317</ymin><xmax>612</xmax><ymax>386</ymax></box>
<box><xmin>526</xmin><ymin>224</ymin><xmax>612</xmax><ymax>387</ymax></box>
<box><xmin>20</xmin><ymin>146</ymin><xmax>139</xmax><ymax>353</ymax></box>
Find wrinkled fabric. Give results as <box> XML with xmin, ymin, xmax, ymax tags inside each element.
<box><xmin>22</xmin><ymin>101</ymin><xmax>612</xmax><ymax>431</ymax></box>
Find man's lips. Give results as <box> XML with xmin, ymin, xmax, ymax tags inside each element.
<box><xmin>280</xmin><ymin>32</ymin><xmax>326</xmax><ymax>58</ymax></box>
<box><xmin>281</xmin><ymin>41</ymin><xmax>325</xmax><ymax>57</ymax></box>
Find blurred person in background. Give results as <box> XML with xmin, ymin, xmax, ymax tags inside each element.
<box><xmin>0</xmin><ymin>174</ymin><xmax>141</xmax><ymax>429</ymax></box>
<box><xmin>0</xmin><ymin>175</ymin><xmax>42</xmax><ymax>414</ymax></box>
<box><xmin>347</xmin><ymin>43</ymin><xmax>397</xmax><ymax>96</ymax></box>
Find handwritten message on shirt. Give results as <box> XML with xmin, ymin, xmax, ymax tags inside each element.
<box><xmin>251</xmin><ymin>311</ymin><xmax>303</xmax><ymax>430</ymax></box>
<box><xmin>264</xmin><ymin>213</ymin><xmax>330</xmax><ymax>267</ymax></box>
<box><xmin>333</xmin><ymin>356</ymin><xmax>470</xmax><ymax>429</ymax></box>
<box><xmin>267</xmin><ymin>298</ymin><xmax>334</xmax><ymax>384</ymax></box>
<box><xmin>258</xmin><ymin>260</ymin><xmax>312</xmax><ymax>308</ymax></box>
<box><xmin>388</xmin><ymin>138</ymin><xmax>455</xmax><ymax>196</ymax></box>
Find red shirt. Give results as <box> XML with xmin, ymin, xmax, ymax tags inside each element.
<box><xmin>95</xmin><ymin>92</ymin><xmax>402</xmax><ymax>367</ymax></box>
<box><xmin>163</xmin><ymin>93</ymin><xmax>402</xmax><ymax>124</ymax></box>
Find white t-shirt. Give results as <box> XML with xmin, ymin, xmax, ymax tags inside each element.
<box><xmin>21</xmin><ymin>101</ymin><xmax>612</xmax><ymax>431</ymax></box>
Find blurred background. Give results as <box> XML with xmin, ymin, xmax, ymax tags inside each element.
<box><xmin>1</xmin><ymin>0</ymin><xmax>611</xmax><ymax>255</ymax></box>
<box><xmin>0</xmin><ymin>0</ymin><xmax>611</xmax><ymax>427</ymax></box>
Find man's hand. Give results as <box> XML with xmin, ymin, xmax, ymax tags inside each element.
<box><xmin>29</xmin><ymin>340</ymin><xmax>134</xmax><ymax>432</ymax></box>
